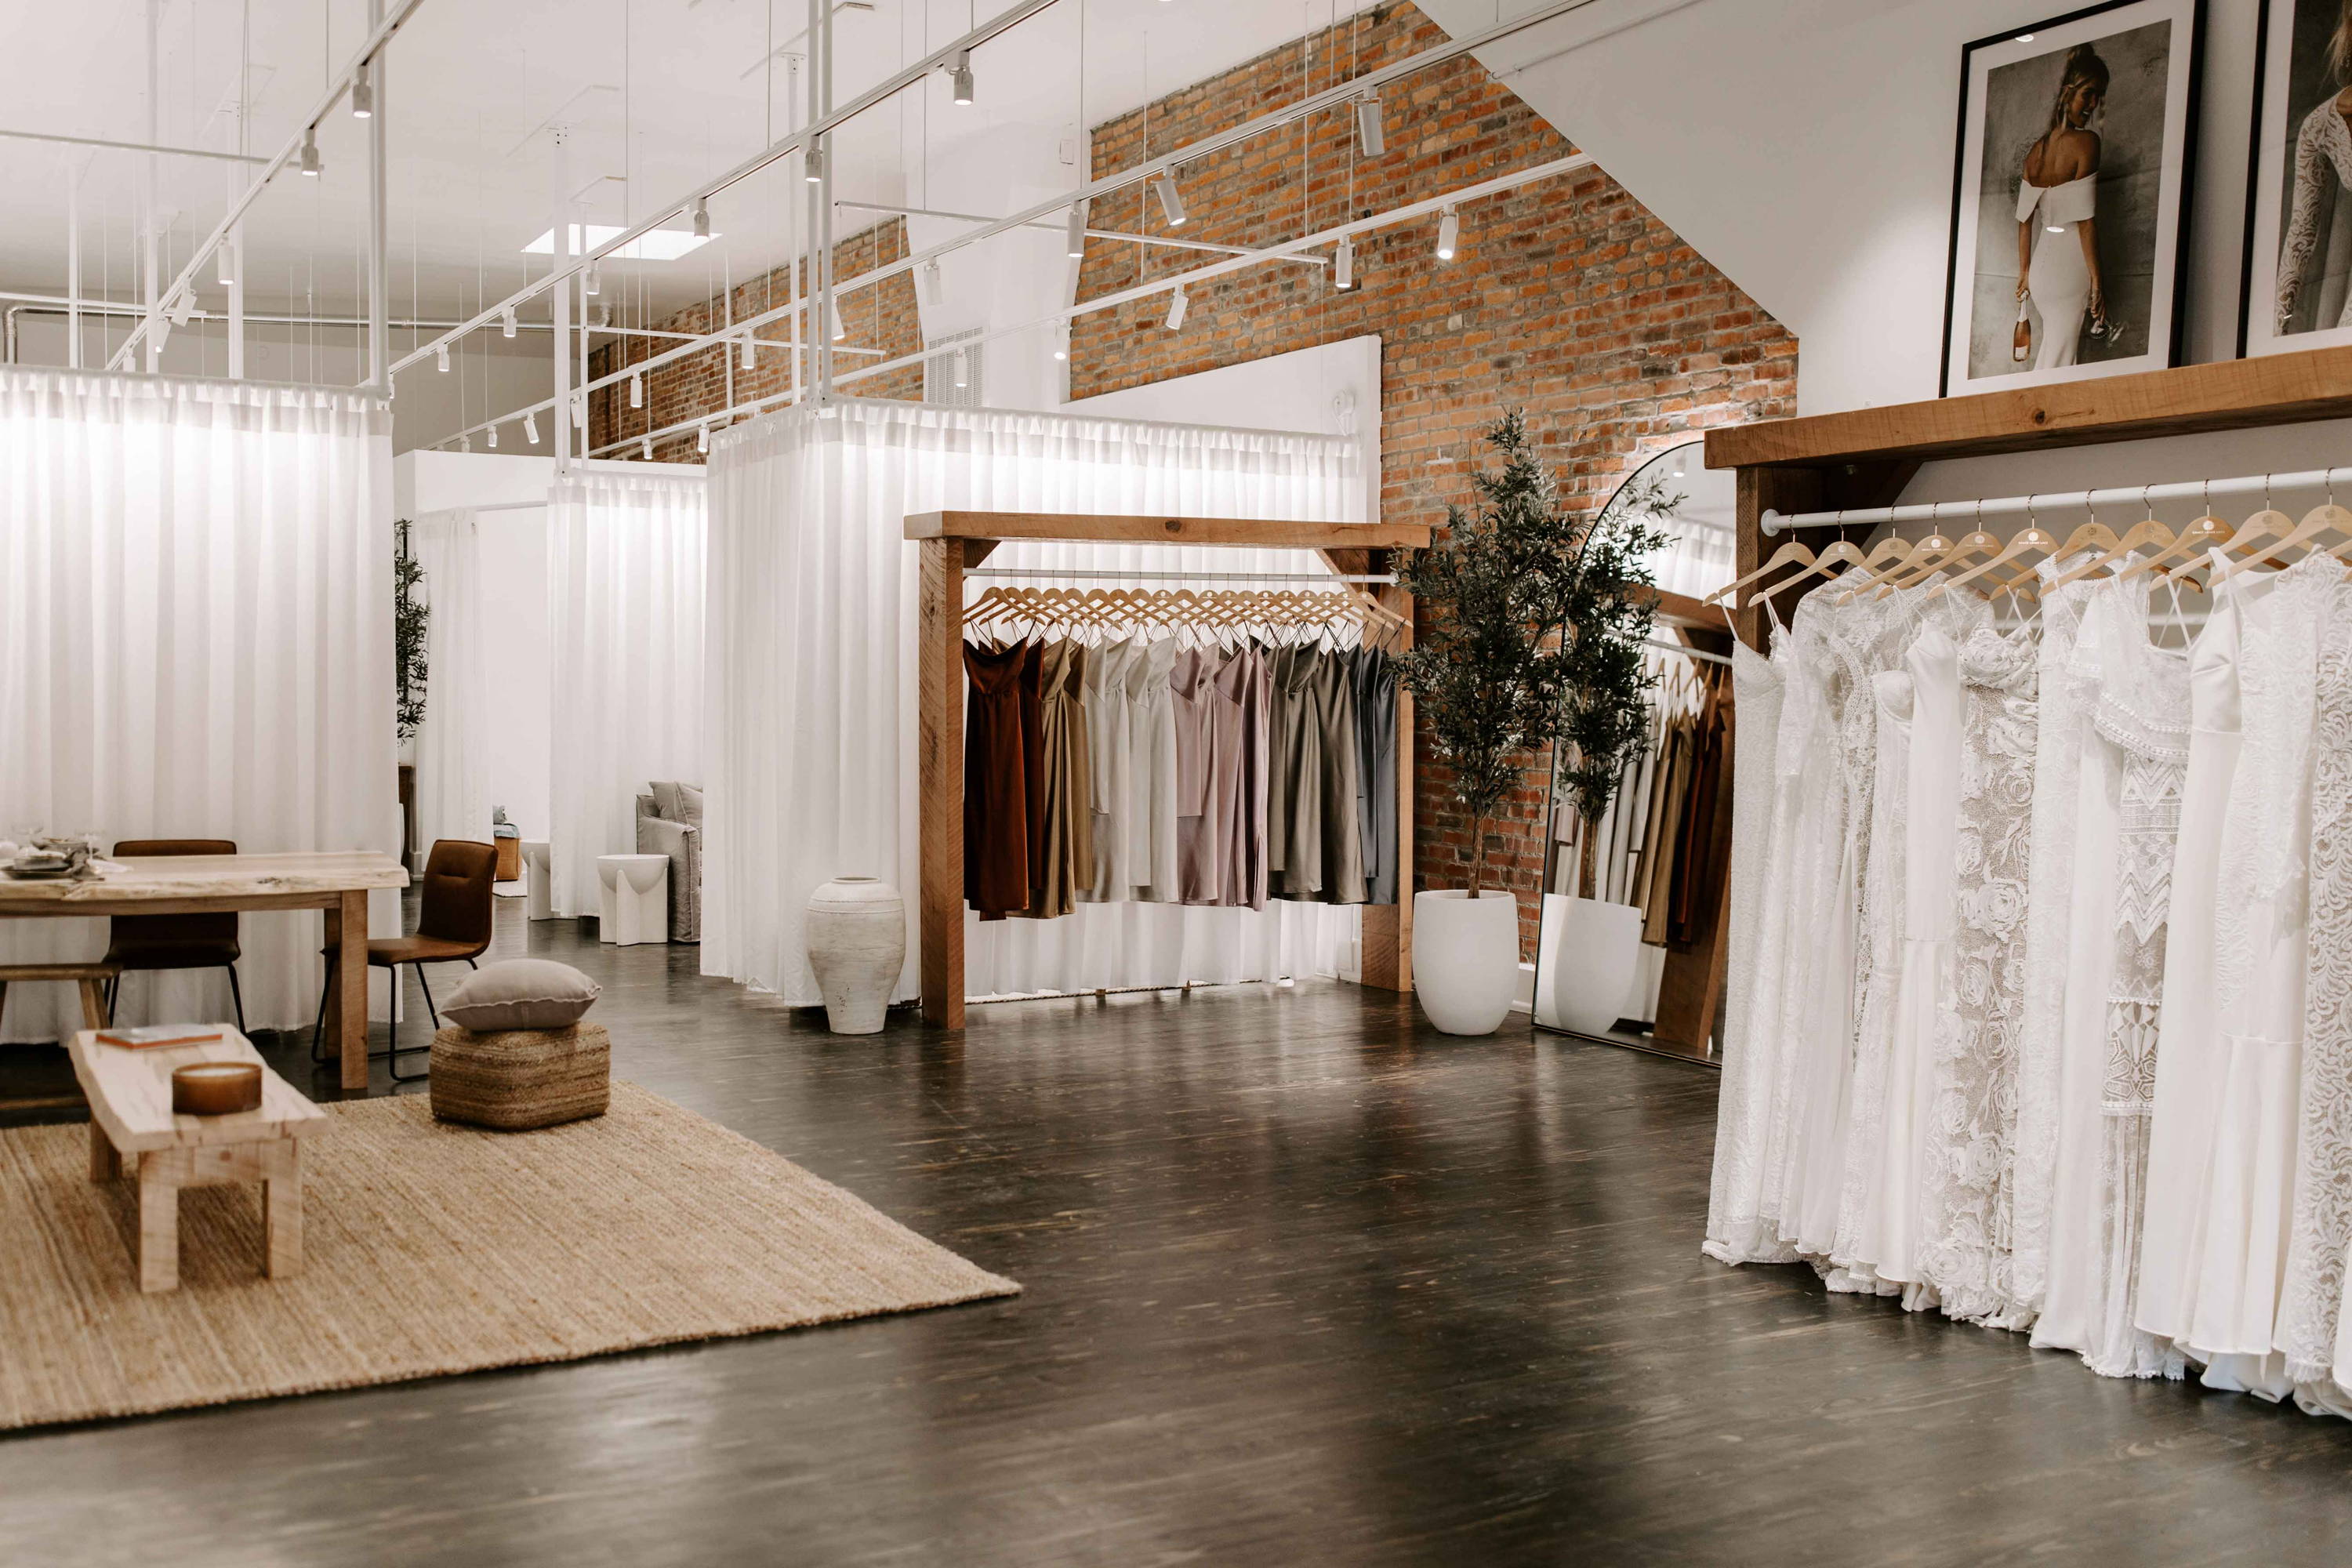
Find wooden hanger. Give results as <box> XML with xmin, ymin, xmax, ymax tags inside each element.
<box><xmin>1926</xmin><ymin>518</ymin><xmax>2059</xmax><ymax>601</ymax></box>
<box><xmin>1766</xmin><ymin>536</ymin><xmax>1873</xmax><ymax>601</ymax></box>
<box><xmin>2132</xmin><ymin>492</ymin><xmax>2232</xmax><ymax>579</ymax></box>
<box><xmin>2051</xmin><ymin>489</ymin><xmax>2172</xmax><ymax>587</ymax></box>
<box><xmin>1843</xmin><ymin>521</ymin><xmax>1950</xmax><ymax>602</ymax></box>
<box><xmin>2228</xmin><ymin>496</ymin><xmax>2352</xmax><ymax>575</ymax></box>
<box><xmin>1888</xmin><ymin>514</ymin><xmax>1998</xmax><ymax>593</ymax></box>
<box><xmin>1706</xmin><ymin>537</ymin><xmax>1817</xmax><ymax>607</ymax></box>
<box><xmin>2171</xmin><ymin>483</ymin><xmax>2294</xmax><ymax>585</ymax></box>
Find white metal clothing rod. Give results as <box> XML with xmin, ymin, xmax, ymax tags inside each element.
<box><xmin>1759</xmin><ymin>464</ymin><xmax>2352</xmax><ymax>536</ymax></box>
<box><xmin>1649</xmin><ymin>636</ymin><xmax>1730</xmax><ymax>666</ymax></box>
<box><xmin>967</xmin><ymin>568</ymin><xmax>1399</xmax><ymax>585</ymax></box>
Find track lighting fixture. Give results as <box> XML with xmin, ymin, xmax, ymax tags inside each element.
<box><xmin>829</xmin><ymin>299</ymin><xmax>847</xmax><ymax>343</ymax></box>
<box><xmin>742</xmin><ymin>332</ymin><xmax>756</xmax><ymax>368</ymax></box>
<box><xmin>501</xmin><ymin>305</ymin><xmax>517</xmax><ymax>339</ymax></box>
<box><xmin>1065</xmin><ymin>201</ymin><xmax>1088</xmax><ymax>259</ymax></box>
<box><xmin>696</xmin><ymin>423</ymin><xmax>710</xmax><ymax>454</ymax></box>
<box><xmin>596</xmin><ymin>304</ymin><xmax>612</xmax><ymax>328</ymax></box>
<box><xmin>169</xmin><ymin>292</ymin><xmax>194</xmax><ymax>328</ymax></box>
<box><xmin>1153</xmin><ymin>170</ymin><xmax>1186</xmax><ymax>227</ymax></box>
<box><xmin>436</xmin><ymin>343</ymin><xmax>450</xmax><ymax>372</ymax></box>
<box><xmin>1165</xmin><ymin>286</ymin><xmax>1188</xmax><ymax>331</ymax></box>
<box><xmin>487</xmin><ymin>422</ymin><xmax>499</xmax><ymax>448</ymax></box>
<box><xmin>806</xmin><ymin>144</ymin><xmax>825</xmax><ymax>184</ymax></box>
<box><xmin>641</xmin><ymin>435</ymin><xmax>654</xmax><ymax>459</ymax></box>
<box><xmin>1436</xmin><ymin>206</ymin><xmax>1459</xmax><ymax>261</ymax></box>
<box><xmin>525</xmin><ymin>411</ymin><xmax>540</xmax><ymax>445</ymax></box>
<box><xmin>585</xmin><ymin>264</ymin><xmax>600</xmax><ymax>296</ymax></box>
<box><xmin>299</xmin><ymin>127</ymin><xmax>321</xmax><ymax>176</ymax></box>
<box><xmin>1354</xmin><ymin>93</ymin><xmax>1385</xmax><ymax>158</ymax></box>
<box><xmin>629</xmin><ymin>370</ymin><xmax>643</xmax><ymax>408</ymax></box>
<box><xmin>922</xmin><ymin>260</ymin><xmax>943</xmax><ymax>306</ymax></box>
<box><xmin>460</xmin><ymin>434</ymin><xmax>471</xmax><ymax>452</ymax></box>
<box><xmin>691</xmin><ymin>198</ymin><xmax>710</xmax><ymax>239</ymax></box>
<box><xmin>953</xmin><ymin>348</ymin><xmax>969</xmax><ymax>390</ymax></box>
<box><xmin>949</xmin><ymin>49</ymin><xmax>974</xmax><ymax>105</ymax></box>
<box><xmin>1053</xmin><ymin>321</ymin><xmax>1069</xmax><ymax>362</ymax></box>
<box><xmin>350</xmin><ymin>60</ymin><xmax>373</xmax><ymax>119</ymax></box>
<box><xmin>572</xmin><ymin>393</ymin><xmax>586</xmax><ymax>429</ymax></box>
<box><xmin>1335</xmin><ymin>231</ymin><xmax>1356</xmax><ymax>290</ymax></box>
<box><xmin>215</xmin><ymin>243</ymin><xmax>234</xmax><ymax>288</ymax></box>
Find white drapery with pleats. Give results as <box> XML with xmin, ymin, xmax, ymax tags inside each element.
<box><xmin>407</xmin><ymin>508</ymin><xmax>492</xmax><ymax>856</ymax></box>
<box><xmin>0</xmin><ymin>368</ymin><xmax>397</xmax><ymax>1040</ymax></box>
<box><xmin>702</xmin><ymin>396</ymin><xmax>1367</xmax><ymax>1007</ymax></box>
<box><xmin>546</xmin><ymin>467</ymin><xmax>706</xmax><ymax>919</ymax></box>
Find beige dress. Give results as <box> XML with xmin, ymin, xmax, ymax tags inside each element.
<box><xmin>1022</xmin><ymin>640</ymin><xmax>1092</xmax><ymax>920</ymax></box>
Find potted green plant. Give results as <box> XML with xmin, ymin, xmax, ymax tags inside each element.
<box><xmin>1396</xmin><ymin>412</ymin><xmax>1671</xmax><ymax>1035</ymax></box>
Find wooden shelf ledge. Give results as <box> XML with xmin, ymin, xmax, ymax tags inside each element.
<box><xmin>906</xmin><ymin>510</ymin><xmax>1431</xmax><ymax>550</ymax></box>
<box><xmin>1704</xmin><ymin>343</ymin><xmax>2352</xmax><ymax>471</ymax></box>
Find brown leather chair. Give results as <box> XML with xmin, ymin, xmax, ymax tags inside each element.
<box><xmin>314</xmin><ymin>838</ymin><xmax>497</xmax><ymax>1081</ymax></box>
<box><xmin>105</xmin><ymin>838</ymin><xmax>244</xmax><ymax>1032</ymax></box>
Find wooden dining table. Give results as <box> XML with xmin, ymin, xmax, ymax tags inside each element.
<box><xmin>0</xmin><ymin>852</ymin><xmax>411</xmax><ymax>1091</ymax></box>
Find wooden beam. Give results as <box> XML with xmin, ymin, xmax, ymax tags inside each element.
<box><xmin>1705</xmin><ymin>342</ymin><xmax>2352</xmax><ymax>470</ymax></box>
<box><xmin>907</xmin><ymin>510</ymin><xmax>1430</xmax><ymax>550</ymax></box>
<box><xmin>918</xmin><ymin>538</ymin><xmax>967</xmax><ymax>1028</ymax></box>
<box><xmin>1359</xmin><ymin>579</ymin><xmax>1414</xmax><ymax>993</ymax></box>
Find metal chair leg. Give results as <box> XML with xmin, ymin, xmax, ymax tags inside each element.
<box><xmin>224</xmin><ymin>965</ymin><xmax>246</xmax><ymax>1034</ymax></box>
<box><xmin>310</xmin><ymin>971</ymin><xmax>332</xmax><ymax>1063</ymax></box>
<box><xmin>387</xmin><ymin>963</ymin><xmax>431</xmax><ymax>1082</ymax></box>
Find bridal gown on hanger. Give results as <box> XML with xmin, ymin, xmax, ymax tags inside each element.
<box><xmin>2284</xmin><ymin>574</ymin><xmax>2352</xmax><ymax>1406</ymax></box>
<box><xmin>2183</xmin><ymin>553</ymin><xmax>2339</xmax><ymax>1398</ymax></box>
<box><xmin>1835</xmin><ymin>653</ymin><xmax>1915</xmax><ymax>1283</ymax></box>
<box><xmin>1915</xmin><ymin>620</ymin><xmax>2040</xmax><ymax>1327</ymax></box>
<box><xmin>2011</xmin><ymin>561</ymin><xmax>2105</xmax><ymax>1322</ymax></box>
<box><xmin>1705</xmin><ymin>601</ymin><xmax>1798</xmax><ymax>1266</ymax></box>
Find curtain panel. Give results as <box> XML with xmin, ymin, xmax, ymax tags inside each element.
<box><xmin>546</xmin><ymin>467</ymin><xmax>706</xmax><ymax>919</ymax></box>
<box><xmin>0</xmin><ymin>368</ymin><xmax>397</xmax><ymax>1040</ymax></box>
<box><xmin>702</xmin><ymin>397</ymin><xmax>1367</xmax><ymax>1006</ymax></box>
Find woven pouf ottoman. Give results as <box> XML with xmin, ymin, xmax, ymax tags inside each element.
<box><xmin>428</xmin><ymin>1022</ymin><xmax>612</xmax><ymax>1131</ymax></box>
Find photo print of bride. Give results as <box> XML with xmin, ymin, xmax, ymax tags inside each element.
<box><xmin>2245</xmin><ymin>0</ymin><xmax>2352</xmax><ymax>355</ymax></box>
<box><xmin>1940</xmin><ymin>0</ymin><xmax>2204</xmax><ymax>396</ymax></box>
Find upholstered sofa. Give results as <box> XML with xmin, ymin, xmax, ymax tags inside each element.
<box><xmin>634</xmin><ymin>781</ymin><xmax>702</xmax><ymax>942</ymax></box>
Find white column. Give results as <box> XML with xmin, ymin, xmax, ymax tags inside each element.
<box><xmin>365</xmin><ymin>3</ymin><xmax>388</xmax><ymax>390</ymax></box>
<box><xmin>65</xmin><ymin>161</ymin><xmax>82</xmax><ymax>369</ymax></box>
<box><xmin>142</xmin><ymin>0</ymin><xmax>160</xmax><ymax>372</ymax></box>
<box><xmin>552</xmin><ymin>126</ymin><xmax>572</xmax><ymax>469</ymax></box>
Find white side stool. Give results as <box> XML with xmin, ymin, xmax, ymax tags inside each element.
<box><xmin>523</xmin><ymin>840</ymin><xmax>553</xmax><ymax>920</ymax></box>
<box><xmin>597</xmin><ymin>854</ymin><xmax>668</xmax><ymax>946</ymax></box>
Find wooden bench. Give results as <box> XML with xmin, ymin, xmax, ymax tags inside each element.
<box><xmin>69</xmin><ymin>1028</ymin><xmax>326</xmax><ymax>1293</ymax></box>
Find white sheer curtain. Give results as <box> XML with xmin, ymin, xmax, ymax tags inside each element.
<box><xmin>0</xmin><ymin>368</ymin><xmax>396</xmax><ymax>1040</ymax></box>
<box><xmin>546</xmin><ymin>467</ymin><xmax>706</xmax><ymax>918</ymax></box>
<box><xmin>702</xmin><ymin>397</ymin><xmax>1366</xmax><ymax>1007</ymax></box>
<box><xmin>408</xmin><ymin>508</ymin><xmax>491</xmax><ymax>855</ymax></box>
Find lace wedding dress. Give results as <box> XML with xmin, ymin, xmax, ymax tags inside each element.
<box><xmin>1706</xmin><ymin>609</ymin><xmax>1802</xmax><ymax>1265</ymax></box>
<box><xmin>1915</xmin><ymin>623</ymin><xmax>2039</xmax><ymax>1327</ymax></box>
<box><xmin>1836</xmin><ymin>658</ymin><xmax>1915</xmax><ymax>1281</ymax></box>
<box><xmin>2010</xmin><ymin>564</ymin><xmax>2105</xmax><ymax>1320</ymax></box>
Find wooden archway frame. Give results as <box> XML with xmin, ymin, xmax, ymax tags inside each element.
<box><xmin>907</xmin><ymin>509</ymin><xmax>1432</xmax><ymax>1028</ymax></box>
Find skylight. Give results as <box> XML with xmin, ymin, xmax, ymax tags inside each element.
<box><xmin>520</xmin><ymin>224</ymin><xmax>715</xmax><ymax>260</ymax></box>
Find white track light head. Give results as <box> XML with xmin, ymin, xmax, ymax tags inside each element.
<box><xmin>436</xmin><ymin>342</ymin><xmax>450</xmax><ymax>372</ymax></box>
<box><xmin>806</xmin><ymin>144</ymin><xmax>825</xmax><ymax>184</ymax></box>
<box><xmin>299</xmin><ymin>127</ymin><xmax>321</xmax><ymax>176</ymax></box>
<box><xmin>215</xmin><ymin>243</ymin><xmax>234</xmax><ymax>288</ymax></box>
<box><xmin>641</xmin><ymin>435</ymin><xmax>654</xmax><ymax>460</ymax></box>
<box><xmin>742</xmin><ymin>332</ymin><xmax>756</xmax><ymax>368</ymax></box>
<box><xmin>953</xmin><ymin>348</ymin><xmax>969</xmax><ymax>389</ymax></box>
<box><xmin>584</xmin><ymin>264</ymin><xmax>599</xmax><ymax>296</ymax></box>
<box><xmin>629</xmin><ymin>370</ymin><xmax>643</xmax><ymax>408</ymax></box>
<box><xmin>572</xmin><ymin>393</ymin><xmax>586</xmax><ymax>429</ymax></box>
<box><xmin>1065</xmin><ymin>201</ymin><xmax>1088</xmax><ymax>260</ymax></box>
<box><xmin>460</xmin><ymin>434</ymin><xmax>470</xmax><ymax>452</ymax></box>
<box><xmin>829</xmin><ymin>299</ymin><xmax>846</xmax><ymax>343</ymax></box>
<box><xmin>350</xmin><ymin>60</ymin><xmax>373</xmax><ymax>118</ymax></box>
<box><xmin>525</xmin><ymin>412</ymin><xmax>540</xmax><ymax>445</ymax></box>
<box><xmin>501</xmin><ymin>305</ymin><xmax>517</xmax><ymax>339</ymax></box>
<box><xmin>1355</xmin><ymin>93</ymin><xmax>1385</xmax><ymax>158</ymax></box>
<box><xmin>691</xmin><ymin>198</ymin><xmax>710</xmax><ymax>239</ymax></box>
<box><xmin>1335</xmin><ymin>232</ymin><xmax>1356</xmax><ymax>290</ymax></box>
<box><xmin>697</xmin><ymin>423</ymin><xmax>710</xmax><ymax>454</ymax></box>
<box><xmin>1166</xmin><ymin>286</ymin><xmax>1188</xmax><ymax>331</ymax></box>
<box><xmin>1053</xmin><ymin>322</ymin><xmax>1069</xmax><ymax>362</ymax></box>
<box><xmin>168</xmin><ymin>292</ymin><xmax>193</xmax><ymax>328</ymax></box>
<box><xmin>949</xmin><ymin>50</ymin><xmax>974</xmax><ymax>105</ymax></box>
<box><xmin>1153</xmin><ymin>170</ymin><xmax>1185</xmax><ymax>227</ymax></box>
<box><xmin>922</xmin><ymin>260</ymin><xmax>943</xmax><ymax>306</ymax></box>
<box><xmin>1436</xmin><ymin>206</ymin><xmax>1459</xmax><ymax>261</ymax></box>
<box><xmin>487</xmin><ymin>422</ymin><xmax>499</xmax><ymax>448</ymax></box>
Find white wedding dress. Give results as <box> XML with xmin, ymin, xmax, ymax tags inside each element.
<box><xmin>1706</xmin><ymin>605</ymin><xmax>1800</xmax><ymax>1265</ymax></box>
<box><xmin>1915</xmin><ymin>622</ymin><xmax>2039</xmax><ymax>1327</ymax></box>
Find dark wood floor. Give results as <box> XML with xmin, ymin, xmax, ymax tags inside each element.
<box><xmin>5</xmin><ymin>896</ymin><xmax>2352</xmax><ymax>1566</ymax></box>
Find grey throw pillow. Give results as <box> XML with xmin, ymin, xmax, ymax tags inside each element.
<box><xmin>677</xmin><ymin>783</ymin><xmax>703</xmax><ymax>829</ymax></box>
<box><xmin>649</xmin><ymin>780</ymin><xmax>685</xmax><ymax>821</ymax></box>
<box><xmin>442</xmin><ymin>959</ymin><xmax>601</xmax><ymax>1031</ymax></box>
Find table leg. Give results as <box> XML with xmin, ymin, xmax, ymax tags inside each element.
<box><xmin>77</xmin><ymin>978</ymin><xmax>109</xmax><ymax>1029</ymax></box>
<box><xmin>137</xmin><ymin>1150</ymin><xmax>182</xmax><ymax>1293</ymax></box>
<box><xmin>88</xmin><ymin>1120</ymin><xmax>120</xmax><ymax>1181</ymax></box>
<box><xmin>262</xmin><ymin>1140</ymin><xmax>302</xmax><ymax>1278</ymax></box>
<box><xmin>336</xmin><ymin>889</ymin><xmax>368</xmax><ymax>1091</ymax></box>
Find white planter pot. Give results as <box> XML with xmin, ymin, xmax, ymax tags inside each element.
<box><xmin>804</xmin><ymin>877</ymin><xmax>906</xmax><ymax>1035</ymax></box>
<box><xmin>1535</xmin><ymin>894</ymin><xmax>1642</xmax><ymax>1036</ymax></box>
<box><xmin>1412</xmin><ymin>889</ymin><xmax>1521</xmax><ymax>1036</ymax></box>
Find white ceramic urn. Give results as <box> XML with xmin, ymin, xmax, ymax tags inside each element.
<box><xmin>1534</xmin><ymin>893</ymin><xmax>1642</xmax><ymax>1036</ymax></box>
<box><xmin>804</xmin><ymin>876</ymin><xmax>906</xmax><ymax>1035</ymax></box>
<box><xmin>1410</xmin><ymin>888</ymin><xmax>1521</xmax><ymax>1036</ymax></box>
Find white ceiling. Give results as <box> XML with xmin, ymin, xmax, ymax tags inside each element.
<box><xmin>0</xmin><ymin>0</ymin><xmax>1377</xmax><ymax>330</ymax></box>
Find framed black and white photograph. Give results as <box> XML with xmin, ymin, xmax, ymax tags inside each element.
<box><xmin>1940</xmin><ymin>1</ymin><xmax>2204</xmax><ymax>396</ymax></box>
<box><xmin>2242</xmin><ymin>0</ymin><xmax>2352</xmax><ymax>356</ymax></box>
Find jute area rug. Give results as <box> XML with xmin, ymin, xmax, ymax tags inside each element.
<box><xmin>0</xmin><ymin>1081</ymin><xmax>1018</xmax><ymax>1431</ymax></box>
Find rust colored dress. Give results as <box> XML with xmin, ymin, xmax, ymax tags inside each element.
<box><xmin>964</xmin><ymin>639</ymin><xmax>1032</xmax><ymax>920</ymax></box>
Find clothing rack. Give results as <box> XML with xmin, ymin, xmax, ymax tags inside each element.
<box><xmin>1760</xmin><ymin>463</ymin><xmax>2352</xmax><ymax>535</ymax></box>
<box><xmin>907</xmin><ymin>508</ymin><xmax>1431</xmax><ymax>1029</ymax></box>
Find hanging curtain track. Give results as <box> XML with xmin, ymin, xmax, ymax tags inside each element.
<box><xmin>1760</xmin><ymin>462</ymin><xmax>2352</xmax><ymax>536</ymax></box>
<box><xmin>965</xmin><ymin>567</ymin><xmax>1398</xmax><ymax>584</ymax></box>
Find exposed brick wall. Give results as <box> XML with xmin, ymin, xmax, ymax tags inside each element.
<box><xmin>587</xmin><ymin>217</ymin><xmax>924</xmax><ymax>460</ymax></box>
<box><xmin>1071</xmin><ymin>2</ymin><xmax>1796</xmax><ymax>954</ymax></box>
